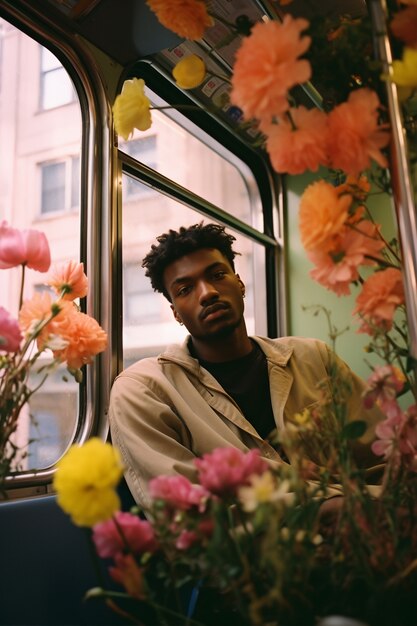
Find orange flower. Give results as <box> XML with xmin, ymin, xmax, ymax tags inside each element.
<box><xmin>354</xmin><ymin>268</ymin><xmax>405</xmax><ymax>334</ymax></box>
<box><xmin>230</xmin><ymin>16</ymin><xmax>311</xmax><ymax>123</ymax></box>
<box><xmin>390</xmin><ymin>5</ymin><xmax>417</xmax><ymax>48</ymax></box>
<box><xmin>52</xmin><ymin>310</ymin><xmax>108</xmax><ymax>370</ymax></box>
<box><xmin>19</xmin><ymin>292</ymin><xmax>70</xmax><ymax>347</ymax></box>
<box><xmin>308</xmin><ymin>221</ymin><xmax>385</xmax><ymax>296</ymax></box>
<box><xmin>146</xmin><ymin>0</ymin><xmax>213</xmax><ymax>41</ymax></box>
<box><xmin>299</xmin><ymin>180</ymin><xmax>352</xmax><ymax>252</ymax></box>
<box><xmin>48</xmin><ymin>260</ymin><xmax>88</xmax><ymax>301</ymax></box>
<box><xmin>327</xmin><ymin>89</ymin><xmax>390</xmax><ymax>176</ymax></box>
<box><xmin>109</xmin><ymin>553</ymin><xmax>146</xmax><ymax>600</ymax></box>
<box><xmin>264</xmin><ymin>107</ymin><xmax>329</xmax><ymax>174</ymax></box>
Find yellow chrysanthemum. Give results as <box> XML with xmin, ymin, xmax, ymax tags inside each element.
<box><xmin>172</xmin><ymin>55</ymin><xmax>206</xmax><ymax>89</ymax></box>
<box><xmin>391</xmin><ymin>47</ymin><xmax>417</xmax><ymax>88</ymax></box>
<box><xmin>53</xmin><ymin>438</ymin><xmax>124</xmax><ymax>527</ymax></box>
<box><xmin>113</xmin><ymin>78</ymin><xmax>152</xmax><ymax>141</ymax></box>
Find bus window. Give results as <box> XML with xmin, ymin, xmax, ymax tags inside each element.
<box><xmin>0</xmin><ymin>18</ymin><xmax>82</xmax><ymax>472</ymax></box>
<box><xmin>119</xmin><ymin>97</ymin><xmax>256</xmax><ymax>227</ymax></box>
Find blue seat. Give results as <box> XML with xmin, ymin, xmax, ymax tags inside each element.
<box><xmin>0</xmin><ymin>486</ymin><xmax>135</xmax><ymax>626</ymax></box>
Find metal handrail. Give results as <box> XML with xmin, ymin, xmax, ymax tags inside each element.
<box><xmin>369</xmin><ymin>0</ymin><xmax>417</xmax><ymax>360</ymax></box>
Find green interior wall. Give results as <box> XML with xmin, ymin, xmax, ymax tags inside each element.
<box><xmin>284</xmin><ymin>169</ymin><xmax>397</xmax><ymax>380</ymax></box>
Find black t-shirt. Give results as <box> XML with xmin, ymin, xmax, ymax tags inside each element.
<box><xmin>193</xmin><ymin>339</ymin><xmax>277</xmax><ymax>440</ymax></box>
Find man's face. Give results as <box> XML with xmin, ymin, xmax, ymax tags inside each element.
<box><xmin>163</xmin><ymin>248</ymin><xmax>246</xmax><ymax>341</ymax></box>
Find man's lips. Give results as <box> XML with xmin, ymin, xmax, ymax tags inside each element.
<box><xmin>200</xmin><ymin>302</ymin><xmax>229</xmax><ymax>321</ymax></box>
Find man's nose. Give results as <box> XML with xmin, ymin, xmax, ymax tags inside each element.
<box><xmin>198</xmin><ymin>281</ymin><xmax>219</xmax><ymax>305</ymax></box>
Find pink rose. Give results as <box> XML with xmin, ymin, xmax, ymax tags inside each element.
<box><xmin>0</xmin><ymin>221</ymin><xmax>51</xmax><ymax>272</ymax></box>
<box><xmin>194</xmin><ymin>447</ymin><xmax>268</xmax><ymax>496</ymax></box>
<box><xmin>0</xmin><ymin>306</ymin><xmax>22</xmax><ymax>352</ymax></box>
<box><xmin>92</xmin><ymin>512</ymin><xmax>158</xmax><ymax>559</ymax></box>
<box><xmin>149</xmin><ymin>474</ymin><xmax>209</xmax><ymax>511</ymax></box>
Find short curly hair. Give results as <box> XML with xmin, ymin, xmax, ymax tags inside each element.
<box><xmin>142</xmin><ymin>222</ymin><xmax>239</xmax><ymax>300</ymax></box>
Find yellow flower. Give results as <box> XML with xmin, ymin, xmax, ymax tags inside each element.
<box><xmin>113</xmin><ymin>78</ymin><xmax>152</xmax><ymax>141</ymax></box>
<box><xmin>53</xmin><ymin>438</ymin><xmax>123</xmax><ymax>527</ymax></box>
<box><xmin>293</xmin><ymin>408</ymin><xmax>311</xmax><ymax>425</ymax></box>
<box><xmin>238</xmin><ymin>472</ymin><xmax>292</xmax><ymax>512</ymax></box>
<box><xmin>172</xmin><ymin>55</ymin><xmax>206</xmax><ymax>89</ymax></box>
<box><xmin>391</xmin><ymin>47</ymin><xmax>417</xmax><ymax>88</ymax></box>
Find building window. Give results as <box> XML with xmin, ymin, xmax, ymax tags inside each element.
<box><xmin>39</xmin><ymin>155</ymin><xmax>80</xmax><ymax>214</ymax></box>
<box><xmin>123</xmin><ymin>263</ymin><xmax>161</xmax><ymax>324</ymax></box>
<box><xmin>121</xmin><ymin>136</ymin><xmax>157</xmax><ymax>198</ymax></box>
<box><xmin>39</xmin><ymin>46</ymin><xmax>76</xmax><ymax>110</ymax></box>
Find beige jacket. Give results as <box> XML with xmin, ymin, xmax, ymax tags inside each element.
<box><xmin>109</xmin><ymin>336</ymin><xmax>381</xmax><ymax>509</ymax></box>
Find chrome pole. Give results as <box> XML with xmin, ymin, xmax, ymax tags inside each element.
<box><xmin>369</xmin><ymin>0</ymin><xmax>417</xmax><ymax>360</ymax></box>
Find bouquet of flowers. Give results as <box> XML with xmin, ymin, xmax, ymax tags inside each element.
<box><xmin>0</xmin><ymin>222</ymin><xmax>107</xmax><ymax>490</ymax></box>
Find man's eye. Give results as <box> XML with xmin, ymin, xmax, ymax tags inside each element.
<box><xmin>177</xmin><ymin>285</ymin><xmax>191</xmax><ymax>296</ymax></box>
<box><xmin>212</xmin><ymin>271</ymin><xmax>226</xmax><ymax>280</ymax></box>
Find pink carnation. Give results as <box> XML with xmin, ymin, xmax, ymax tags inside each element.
<box><xmin>372</xmin><ymin>414</ymin><xmax>403</xmax><ymax>460</ymax></box>
<box><xmin>307</xmin><ymin>220</ymin><xmax>385</xmax><ymax>296</ymax></box>
<box><xmin>194</xmin><ymin>447</ymin><xmax>268</xmax><ymax>496</ymax></box>
<box><xmin>92</xmin><ymin>512</ymin><xmax>158</xmax><ymax>559</ymax></box>
<box><xmin>149</xmin><ymin>474</ymin><xmax>209</xmax><ymax>511</ymax></box>
<box><xmin>264</xmin><ymin>107</ymin><xmax>329</xmax><ymax>174</ymax></box>
<box><xmin>354</xmin><ymin>268</ymin><xmax>405</xmax><ymax>334</ymax></box>
<box><xmin>399</xmin><ymin>406</ymin><xmax>417</xmax><ymax>471</ymax></box>
<box><xmin>327</xmin><ymin>88</ymin><xmax>390</xmax><ymax>176</ymax></box>
<box><xmin>0</xmin><ymin>306</ymin><xmax>22</xmax><ymax>352</ymax></box>
<box><xmin>0</xmin><ymin>221</ymin><xmax>51</xmax><ymax>272</ymax></box>
<box><xmin>230</xmin><ymin>16</ymin><xmax>311</xmax><ymax>123</ymax></box>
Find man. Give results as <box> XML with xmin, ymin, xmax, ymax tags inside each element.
<box><xmin>109</xmin><ymin>222</ymin><xmax>381</xmax><ymax>510</ymax></box>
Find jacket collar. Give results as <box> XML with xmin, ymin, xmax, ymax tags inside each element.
<box><xmin>158</xmin><ymin>335</ymin><xmax>294</xmax><ymax>372</ymax></box>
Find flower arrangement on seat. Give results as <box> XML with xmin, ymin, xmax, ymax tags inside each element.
<box><xmin>52</xmin><ymin>1</ymin><xmax>417</xmax><ymax>625</ymax></box>
<box><xmin>0</xmin><ymin>222</ymin><xmax>107</xmax><ymax>490</ymax></box>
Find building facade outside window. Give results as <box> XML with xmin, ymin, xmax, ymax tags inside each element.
<box><xmin>39</xmin><ymin>46</ymin><xmax>76</xmax><ymax>110</ymax></box>
<box><xmin>39</xmin><ymin>155</ymin><xmax>79</xmax><ymax>214</ymax></box>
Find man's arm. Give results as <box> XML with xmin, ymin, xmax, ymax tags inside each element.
<box><xmin>108</xmin><ymin>374</ymin><xmax>198</xmax><ymax>510</ymax></box>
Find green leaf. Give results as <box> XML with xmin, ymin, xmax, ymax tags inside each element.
<box><xmin>341</xmin><ymin>420</ymin><xmax>367</xmax><ymax>440</ymax></box>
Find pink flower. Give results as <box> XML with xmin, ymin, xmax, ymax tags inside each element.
<box><xmin>363</xmin><ymin>365</ymin><xmax>406</xmax><ymax>419</ymax></box>
<box><xmin>51</xmin><ymin>310</ymin><xmax>108</xmax><ymax>370</ymax></box>
<box><xmin>93</xmin><ymin>512</ymin><xmax>158</xmax><ymax>559</ymax></box>
<box><xmin>230</xmin><ymin>16</ymin><xmax>311</xmax><ymax>123</ymax></box>
<box><xmin>149</xmin><ymin>475</ymin><xmax>209</xmax><ymax>511</ymax></box>
<box><xmin>0</xmin><ymin>306</ymin><xmax>22</xmax><ymax>352</ymax></box>
<box><xmin>175</xmin><ymin>529</ymin><xmax>199</xmax><ymax>550</ymax></box>
<box><xmin>354</xmin><ymin>268</ymin><xmax>405</xmax><ymax>334</ymax></box>
<box><xmin>194</xmin><ymin>447</ymin><xmax>268</xmax><ymax>496</ymax></box>
<box><xmin>0</xmin><ymin>221</ymin><xmax>51</xmax><ymax>272</ymax></box>
<box><xmin>327</xmin><ymin>89</ymin><xmax>390</xmax><ymax>176</ymax></box>
<box><xmin>48</xmin><ymin>260</ymin><xmax>88</xmax><ymax>300</ymax></box>
<box><xmin>372</xmin><ymin>416</ymin><xmax>399</xmax><ymax>459</ymax></box>
<box><xmin>264</xmin><ymin>107</ymin><xmax>329</xmax><ymax>174</ymax></box>
<box><xmin>399</xmin><ymin>406</ymin><xmax>417</xmax><ymax>470</ymax></box>
<box><xmin>307</xmin><ymin>220</ymin><xmax>385</xmax><ymax>296</ymax></box>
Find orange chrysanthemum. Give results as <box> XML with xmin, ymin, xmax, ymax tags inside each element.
<box><xmin>354</xmin><ymin>268</ymin><xmax>405</xmax><ymax>334</ymax></box>
<box><xmin>327</xmin><ymin>88</ymin><xmax>390</xmax><ymax>176</ymax></box>
<box><xmin>308</xmin><ymin>220</ymin><xmax>385</xmax><ymax>296</ymax></box>
<box><xmin>146</xmin><ymin>0</ymin><xmax>213</xmax><ymax>41</ymax></box>
<box><xmin>19</xmin><ymin>292</ymin><xmax>71</xmax><ymax>347</ymax></box>
<box><xmin>264</xmin><ymin>107</ymin><xmax>329</xmax><ymax>174</ymax></box>
<box><xmin>390</xmin><ymin>6</ymin><xmax>417</xmax><ymax>48</ymax></box>
<box><xmin>299</xmin><ymin>180</ymin><xmax>352</xmax><ymax>252</ymax></box>
<box><xmin>48</xmin><ymin>260</ymin><xmax>88</xmax><ymax>301</ymax></box>
<box><xmin>53</xmin><ymin>310</ymin><xmax>108</xmax><ymax>370</ymax></box>
<box><xmin>230</xmin><ymin>16</ymin><xmax>311</xmax><ymax>123</ymax></box>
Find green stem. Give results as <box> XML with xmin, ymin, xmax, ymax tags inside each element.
<box><xmin>19</xmin><ymin>264</ymin><xmax>26</xmax><ymax>310</ymax></box>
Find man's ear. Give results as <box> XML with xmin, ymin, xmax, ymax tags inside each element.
<box><xmin>170</xmin><ymin>304</ymin><xmax>183</xmax><ymax>325</ymax></box>
<box><xmin>236</xmin><ymin>274</ymin><xmax>246</xmax><ymax>298</ymax></box>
